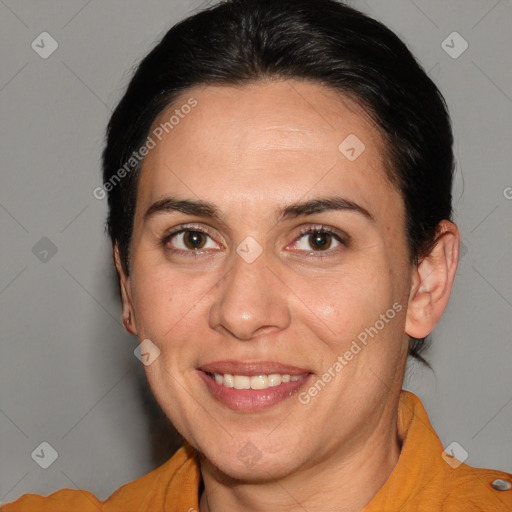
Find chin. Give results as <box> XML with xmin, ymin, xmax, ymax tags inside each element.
<box><xmin>198</xmin><ymin>437</ymin><xmax>306</xmax><ymax>483</ymax></box>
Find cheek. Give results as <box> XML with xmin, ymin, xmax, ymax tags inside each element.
<box><xmin>289</xmin><ymin>261</ymin><xmax>398</xmax><ymax>339</ymax></box>
<box><xmin>130</xmin><ymin>265</ymin><xmax>194</xmax><ymax>340</ymax></box>
<box><xmin>129</xmin><ymin>262</ymin><xmax>223</xmax><ymax>363</ymax></box>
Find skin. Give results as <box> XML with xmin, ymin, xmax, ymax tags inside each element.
<box><xmin>115</xmin><ymin>79</ymin><xmax>459</xmax><ymax>512</ymax></box>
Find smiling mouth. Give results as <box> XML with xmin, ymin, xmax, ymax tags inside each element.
<box><xmin>198</xmin><ymin>363</ymin><xmax>313</xmax><ymax>412</ymax></box>
<box><xmin>204</xmin><ymin>371</ymin><xmax>307</xmax><ymax>390</ymax></box>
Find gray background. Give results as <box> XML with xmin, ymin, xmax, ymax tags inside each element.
<box><xmin>1</xmin><ymin>0</ymin><xmax>511</xmax><ymax>503</ymax></box>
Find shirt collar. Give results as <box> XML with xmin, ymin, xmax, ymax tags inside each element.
<box><xmin>363</xmin><ymin>389</ymin><xmax>445</xmax><ymax>509</ymax></box>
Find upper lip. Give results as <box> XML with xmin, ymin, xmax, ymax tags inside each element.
<box><xmin>198</xmin><ymin>360</ymin><xmax>311</xmax><ymax>376</ymax></box>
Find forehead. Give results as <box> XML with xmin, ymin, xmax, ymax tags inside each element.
<box><xmin>136</xmin><ymin>79</ymin><xmax>399</xmax><ymax>219</ymax></box>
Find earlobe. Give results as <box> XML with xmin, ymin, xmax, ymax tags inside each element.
<box><xmin>113</xmin><ymin>245</ymin><xmax>138</xmax><ymax>336</ymax></box>
<box><xmin>405</xmin><ymin>220</ymin><xmax>459</xmax><ymax>339</ymax></box>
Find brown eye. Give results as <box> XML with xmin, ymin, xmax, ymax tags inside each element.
<box><xmin>293</xmin><ymin>228</ymin><xmax>343</xmax><ymax>253</ymax></box>
<box><xmin>182</xmin><ymin>231</ymin><xmax>207</xmax><ymax>250</ymax></box>
<box><xmin>308</xmin><ymin>232</ymin><xmax>333</xmax><ymax>251</ymax></box>
<box><xmin>165</xmin><ymin>228</ymin><xmax>220</xmax><ymax>253</ymax></box>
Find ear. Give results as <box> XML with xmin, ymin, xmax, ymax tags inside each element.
<box><xmin>113</xmin><ymin>245</ymin><xmax>138</xmax><ymax>336</ymax></box>
<box><xmin>405</xmin><ymin>220</ymin><xmax>460</xmax><ymax>339</ymax></box>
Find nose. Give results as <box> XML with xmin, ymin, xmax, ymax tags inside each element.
<box><xmin>208</xmin><ymin>247</ymin><xmax>291</xmax><ymax>341</ymax></box>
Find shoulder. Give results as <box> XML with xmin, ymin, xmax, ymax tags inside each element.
<box><xmin>1</xmin><ymin>489</ymin><xmax>102</xmax><ymax>512</ymax></box>
<box><xmin>1</xmin><ymin>444</ymin><xmax>200</xmax><ymax>512</ymax></box>
<box><xmin>369</xmin><ymin>391</ymin><xmax>512</xmax><ymax>511</ymax></box>
<box><xmin>440</xmin><ymin>463</ymin><xmax>512</xmax><ymax>511</ymax></box>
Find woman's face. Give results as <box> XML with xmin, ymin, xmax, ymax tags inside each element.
<box><xmin>121</xmin><ymin>79</ymin><xmax>414</xmax><ymax>480</ymax></box>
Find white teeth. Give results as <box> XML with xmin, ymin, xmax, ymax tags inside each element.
<box><xmin>268</xmin><ymin>374</ymin><xmax>282</xmax><ymax>387</ymax></box>
<box><xmin>250</xmin><ymin>375</ymin><xmax>268</xmax><ymax>390</ymax></box>
<box><xmin>223</xmin><ymin>374</ymin><xmax>234</xmax><ymax>388</ymax></box>
<box><xmin>233</xmin><ymin>375</ymin><xmax>250</xmax><ymax>390</ymax></box>
<box><xmin>211</xmin><ymin>372</ymin><xmax>306</xmax><ymax>390</ymax></box>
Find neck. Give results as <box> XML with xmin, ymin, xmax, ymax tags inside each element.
<box><xmin>199</xmin><ymin>400</ymin><xmax>402</xmax><ymax>512</ymax></box>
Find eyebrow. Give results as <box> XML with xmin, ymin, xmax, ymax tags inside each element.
<box><xmin>143</xmin><ymin>195</ymin><xmax>374</xmax><ymax>223</ymax></box>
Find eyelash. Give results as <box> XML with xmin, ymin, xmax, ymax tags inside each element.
<box><xmin>160</xmin><ymin>223</ymin><xmax>347</xmax><ymax>259</ymax></box>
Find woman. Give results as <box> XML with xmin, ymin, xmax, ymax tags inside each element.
<box><xmin>4</xmin><ymin>0</ymin><xmax>511</xmax><ymax>510</ymax></box>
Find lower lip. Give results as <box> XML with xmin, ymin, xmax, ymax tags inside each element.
<box><xmin>198</xmin><ymin>370</ymin><xmax>312</xmax><ymax>412</ymax></box>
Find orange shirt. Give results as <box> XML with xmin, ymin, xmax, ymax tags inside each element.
<box><xmin>3</xmin><ymin>391</ymin><xmax>511</xmax><ymax>511</ymax></box>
